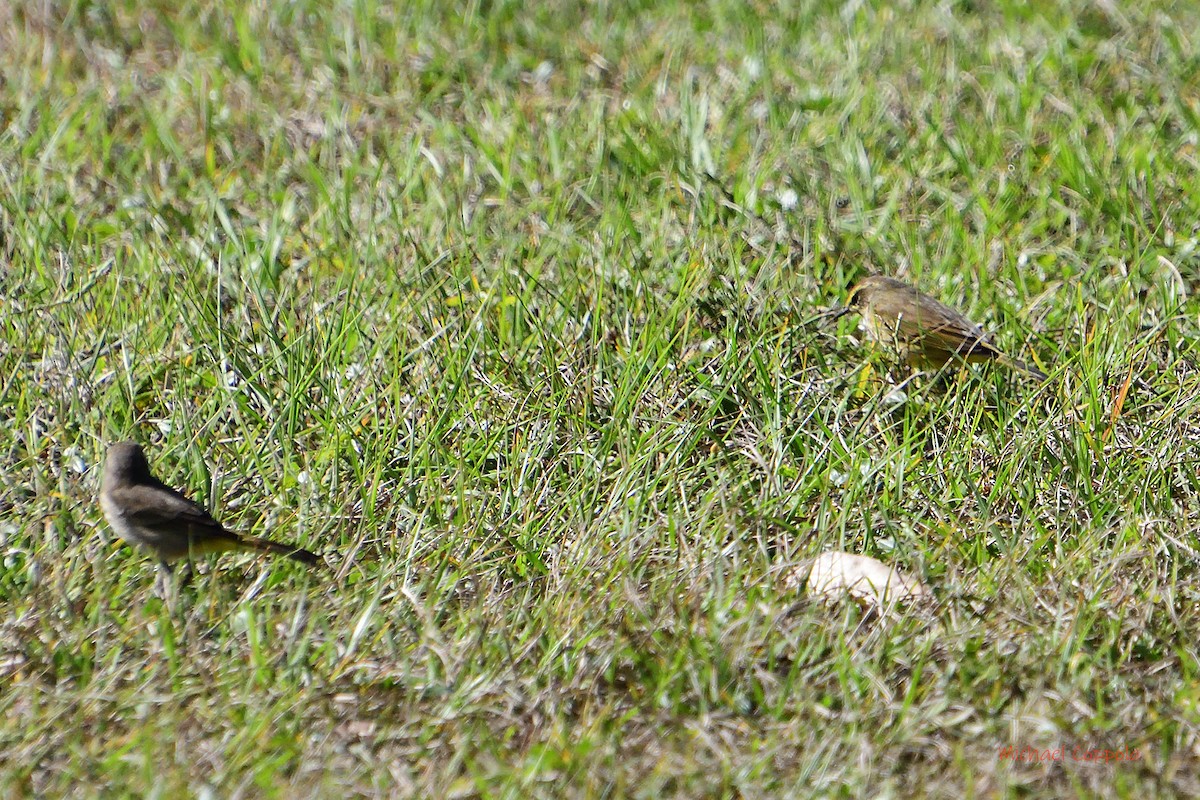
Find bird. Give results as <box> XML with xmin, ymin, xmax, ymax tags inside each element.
<box><xmin>100</xmin><ymin>441</ymin><xmax>322</xmax><ymax>576</ymax></box>
<box><xmin>843</xmin><ymin>275</ymin><xmax>1047</xmax><ymax>381</ymax></box>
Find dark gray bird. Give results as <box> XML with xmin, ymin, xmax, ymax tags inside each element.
<box><xmin>100</xmin><ymin>442</ymin><xmax>321</xmax><ymax>571</ymax></box>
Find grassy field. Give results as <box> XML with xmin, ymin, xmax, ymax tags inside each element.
<box><xmin>3</xmin><ymin>0</ymin><xmax>1200</xmax><ymax>796</ymax></box>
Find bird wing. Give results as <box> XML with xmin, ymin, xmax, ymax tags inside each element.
<box><xmin>902</xmin><ymin>295</ymin><xmax>1002</xmax><ymax>358</ymax></box>
<box><xmin>118</xmin><ymin>484</ymin><xmax>241</xmax><ymax>544</ymax></box>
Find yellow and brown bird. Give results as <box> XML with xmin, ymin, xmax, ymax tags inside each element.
<box><xmin>844</xmin><ymin>275</ymin><xmax>1047</xmax><ymax>381</ymax></box>
<box><xmin>100</xmin><ymin>442</ymin><xmax>322</xmax><ymax>572</ymax></box>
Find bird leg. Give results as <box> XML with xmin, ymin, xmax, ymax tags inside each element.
<box><xmin>155</xmin><ymin>560</ymin><xmax>175</xmax><ymax>605</ymax></box>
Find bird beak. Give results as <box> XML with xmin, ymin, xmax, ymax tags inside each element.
<box><xmin>805</xmin><ymin>304</ymin><xmax>854</xmax><ymax>331</ymax></box>
<box><xmin>830</xmin><ymin>304</ymin><xmax>853</xmax><ymax>320</ymax></box>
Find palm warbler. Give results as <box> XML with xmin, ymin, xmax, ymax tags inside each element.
<box><xmin>844</xmin><ymin>275</ymin><xmax>1047</xmax><ymax>381</ymax></box>
<box><xmin>100</xmin><ymin>442</ymin><xmax>322</xmax><ymax>571</ymax></box>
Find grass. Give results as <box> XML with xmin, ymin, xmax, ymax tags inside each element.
<box><xmin>3</xmin><ymin>0</ymin><xmax>1200</xmax><ymax>796</ymax></box>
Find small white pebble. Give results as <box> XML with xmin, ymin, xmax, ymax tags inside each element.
<box><xmin>64</xmin><ymin>446</ymin><xmax>87</xmax><ymax>474</ymax></box>
<box><xmin>231</xmin><ymin>609</ymin><xmax>252</xmax><ymax>633</ymax></box>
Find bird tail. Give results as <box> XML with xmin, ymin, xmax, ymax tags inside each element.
<box><xmin>239</xmin><ymin>535</ymin><xmax>324</xmax><ymax>567</ymax></box>
<box><xmin>999</xmin><ymin>355</ymin><xmax>1048</xmax><ymax>382</ymax></box>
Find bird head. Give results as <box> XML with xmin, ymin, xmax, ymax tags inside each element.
<box><xmin>103</xmin><ymin>441</ymin><xmax>153</xmax><ymax>487</ymax></box>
